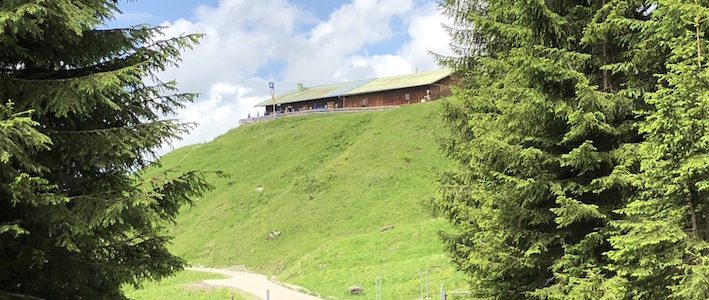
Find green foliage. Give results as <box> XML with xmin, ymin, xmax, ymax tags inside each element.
<box><xmin>0</xmin><ymin>102</ymin><xmax>51</xmax><ymax>239</ymax></box>
<box><xmin>604</xmin><ymin>1</ymin><xmax>709</xmax><ymax>298</ymax></box>
<box><xmin>436</xmin><ymin>0</ymin><xmax>709</xmax><ymax>298</ymax></box>
<box><xmin>433</xmin><ymin>0</ymin><xmax>655</xmax><ymax>298</ymax></box>
<box><xmin>0</xmin><ymin>1</ymin><xmax>218</xmax><ymax>299</ymax></box>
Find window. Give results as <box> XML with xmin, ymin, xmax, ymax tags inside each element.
<box><xmin>404</xmin><ymin>93</ymin><xmax>410</xmax><ymax>101</ymax></box>
<box><xmin>361</xmin><ymin>98</ymin><xmax>368</xmax><ymax>107</ymax></box>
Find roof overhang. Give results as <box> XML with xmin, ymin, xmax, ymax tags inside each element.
<box><xmin>255</xmin><ymin>69</ymin><xmax>452</xmax><ymax>107</ymax></box>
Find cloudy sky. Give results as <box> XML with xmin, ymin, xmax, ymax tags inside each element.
<box><xmin>110</xmin><ymin>0</ymin><xmax>453</xmax><ymax>151</ymax></box>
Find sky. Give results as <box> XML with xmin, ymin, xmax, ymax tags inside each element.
<box><xmin>109</xmin><ymin>0</ymin><xmax>453</xmax><ymax>151</ymax></box>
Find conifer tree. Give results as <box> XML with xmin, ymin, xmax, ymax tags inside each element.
<box><xmin>0</xmin><ymin>1</ymin><xmax>218</xmax><ymax>298</ymax></box>
<box><xmin>605</xmin><ymin>1</ymin><xmax>709</xmax><ymax>298</ymax></box>
<box><xmin>432</xmin><ymin>1</ymin><xmax>655</xmax><ymax>298</ymax></box>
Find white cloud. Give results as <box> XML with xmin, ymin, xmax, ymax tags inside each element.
<box><xmin>400</xmin><ymin>5</ymin><xmax>454</xmax><ymax>70</ymax></box>
<box><xmin>161</xmin><ymin>83</ymin><xmax>267</xmax><ymax>153</ymax></box>
<box><xmin>280</xmin><ymin>0</ymin><xmax>414</xmax><ymax>84</ymax></box>
<box><xmin>333</xmin><ymin>2</ymin><xmax>454</xmax><ymax>80</ymax></box>
<box><xmin>155</xmin><ymin>0</ymin><xmax>453</xmax><ymax>151</ymax></box>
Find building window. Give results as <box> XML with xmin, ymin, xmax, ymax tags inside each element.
<box><xmin>361</xmin><ymin>98</ymin><xmax>368</xmax><ymax>107</ymax></box>
<box><xmin>404</xmin><ymin>93</ymin><xmax>410</xmax><ymax>101</ymax></box>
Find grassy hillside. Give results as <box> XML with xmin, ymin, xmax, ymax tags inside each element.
<box><xmin>155</xmin><ymin>101</ymin><xmax>467</xmax><ymax>299</ymax></box>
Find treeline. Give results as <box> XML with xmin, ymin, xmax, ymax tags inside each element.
<box><xmin>432</xmin><ymin>0</ymin><xmax>709</xmax><ymax>299</ymax></box>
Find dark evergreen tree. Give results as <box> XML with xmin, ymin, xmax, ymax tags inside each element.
<box><xmin>432</xmin><ymin>0</ymin><xmax>657</xmax><ymax>298</ymax></box>
<box><xmin>0</xmin><ymin>1</ymin><xmax>220</xmax><ymax>298</ymax></box>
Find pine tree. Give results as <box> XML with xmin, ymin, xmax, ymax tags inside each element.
<box><xmin>605</xmin><ymin>1</ymin><xmax>709</xmax><ymax>298</ymax></box>
<box><xmin>0</xmin><ymin>1</ymin><xmax>220</xmax><ymax>298</ymax></box>
<box><xmin>432</xmin><ymin>1</ymin><xmax>655</xmax><ymax>298</ymax></box>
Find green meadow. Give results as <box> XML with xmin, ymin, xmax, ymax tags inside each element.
<box><xmin>148</xmin><ymin>101</ymin><xmax>467</xmax><ymax>299</ymax></box>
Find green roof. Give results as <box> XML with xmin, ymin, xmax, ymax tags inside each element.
<box><xmin>256</xmin><ymin>69</ymin><xmax>452</xmax><ymax>107</ymax></box>
<box><xmin>345</xmin><ymin>69</ymin><xmax>451</xmax><ymax>96</ymax></box>
<box><xmin>256</xmin><ymin>79</ymin><xmax>373</xmax><ymax>107</ymax></box>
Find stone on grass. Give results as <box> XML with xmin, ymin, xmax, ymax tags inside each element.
<box><xmin>266</xmin><ymin>230</ymin><xmax>281</xmax><ymax>240</ymax></box>
<box><xmin>380</xmin><ymin>224</ymin><xmax>394</xmax><ymax>232</ymax></box>
<box><xmin>348</xmin><ymin>286</ymin><xmax>364</xmax><ymax>295</ymax></box>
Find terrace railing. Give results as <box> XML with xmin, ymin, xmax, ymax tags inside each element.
<box><xmin>238</xmin><ymin>106</ymin><xmax>400</xmax><ymax>125</ymax></box>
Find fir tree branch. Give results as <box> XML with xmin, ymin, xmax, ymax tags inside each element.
<box><xmin>10</xmin><ymin>34</ymin><xmax>200</xmax><ymax>81</ymax></box>
<box><xmin>696</xmin><ymin>0</ymin><xmax>703</xmax><ymax>70</ymax></box>
<box><xmin>45</xmin><ymin>119</ymin><xmax>193</xmax><ymax>135</ymax></box>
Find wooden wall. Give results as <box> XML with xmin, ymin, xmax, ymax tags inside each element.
<box><xmin>343</xmin><ymin>78</ymin><xmax>453</xmax><ymax>108</ymax></box>
<box><xmin>265</xmin><ymin>77</ymin><xmax>454</xmax><ymax>115</ymax></box>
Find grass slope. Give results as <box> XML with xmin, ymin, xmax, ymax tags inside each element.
<box><xmin>156</xmin><ymin>101</ymin><xmax>466</xmax><ymax>299</ymax></box>
<box><xmin>124</xmin><ymin>271</ymin><xmax>248</xmax><ymax>300</ymax></box>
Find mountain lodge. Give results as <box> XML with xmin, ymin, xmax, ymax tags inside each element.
<box><xmin>256</xmin><ymin>69</ymin><xmax>454</xmax><ymax>116</ymax></box>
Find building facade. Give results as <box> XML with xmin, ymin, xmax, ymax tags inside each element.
<box><xmin>258</xmin><ymin>69</ymin><xmax>454</xmax><ymax>115</ymax></box>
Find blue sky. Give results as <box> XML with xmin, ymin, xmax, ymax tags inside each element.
<box><xmin>109</xmin><ymin>0</ymin><xmax>452</xmax><ymax>150</ymax></box>
<box><xmin>114</xmin><ymin>0</ymin><xmax>349</xmax><ymax>24</ymax></box>
<box><xmin>112</xmin><ymin>0</ymin><xmax>411</xmax><ymax>80</ymax></box>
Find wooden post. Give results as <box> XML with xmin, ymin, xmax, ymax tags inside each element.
<box><xmin>425</xmin><ymin>270</ymin><xmax>429</xmax><ymax>299</ymax></box>
<box><xmin>419</xmin><ymin>271</ymin><xmax>424</xmax><ymax>299</ymax></box>
<box><xmin>269</xmin><ymin>82</ymin><xmax>276</xmax><ymax>119</ymax></box>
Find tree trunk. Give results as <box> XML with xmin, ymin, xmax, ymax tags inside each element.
<box><xmin>689</xmin><ymin>189</ymin><xmax>699</xmax><ymax>238</ymax></box>
<box><xmin>603</xmin><ymin>42</ymin><xmax>610</xmax><ymax>92</ymax></box>
<box><xmin>704</xmin><ymin>199</ymin><xmax>709</xmax><ymax>241</ymax></box>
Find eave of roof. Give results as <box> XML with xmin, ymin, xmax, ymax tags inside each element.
<box><xmin>344</xmin><ymin>68</ymin><xmax>452</xmax><ymax>96</ymax></box>
<box><xmin>255</xmin><ymin>69</ymin><xmax>452</xmax><ymax>107</ymax></box>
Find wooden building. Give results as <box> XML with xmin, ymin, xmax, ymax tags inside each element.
<box><xmin>256</xmin><ymin>69</ymin><xmax>454</xmax><ymax>115</ymax></box>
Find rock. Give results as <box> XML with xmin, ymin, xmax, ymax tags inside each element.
<box><xmin>348</xmin><ymin>286</ymin><xmax>364</xmax><ymax>295</ymax></box>
<box><xmin>255</xmin><ymin>186</ymin><xmax>264</xmax><ymax>193</ymax></box>
<box><xmin>380</xmin><ymin>224</ymin><xmax>394</xmax><ymax>232</ymax></box>
<box><xmin>266</xmin><ymin>230</ymin><xmax>281</xmax><ymax>240</ymax></box>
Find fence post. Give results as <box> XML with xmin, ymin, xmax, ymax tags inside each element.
<box><xmin>425</xmin><ymin>270</ymin><xmax>429</xmax><ymax>299</ymax></box>
<box><xmin>374</xmin><ymin>275</ymin><xmax>383</xmax><ymax>300</ymax></box>
<box><xmin>380</xmin><ymin>276</ymin><xmax>383</xmax><ymax>300</ymax></box>
<box><xmin>419</xmin><ymin>271</ymin><xmax>424</xmax><ymax>300</ymax></box>
<box><xmin>266</xmin><ymin>289</ymin><xmax>270</xmax><ymax>300</ymax></box>
<box><xmin>440</xmin><ymin>283</ymin><xmax>446</xmax><ymax>300</ymax></box>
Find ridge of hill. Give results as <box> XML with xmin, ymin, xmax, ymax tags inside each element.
<box><xmin>155</xmin><ymin>101</ymin><xmax>467</xmax><ymax>299</ymax></box>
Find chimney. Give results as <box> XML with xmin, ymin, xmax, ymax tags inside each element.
<box><xmin>297</xmin><ymin>83</ymin><xmax>305</xmax><ymax>92</ymax></box>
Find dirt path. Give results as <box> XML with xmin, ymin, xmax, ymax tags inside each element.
<box><xmin>188</xmin><ymin>267</ymin><xmax>323</xmax><ymax>300</ymax></box>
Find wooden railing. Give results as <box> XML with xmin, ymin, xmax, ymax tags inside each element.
<box><xmin>238</xmin><ymin>106</ymin><xmax>401</xmax><ymax>125</ymax></box>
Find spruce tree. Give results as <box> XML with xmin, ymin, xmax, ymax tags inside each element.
<box><xmin>605</xmin><ymin>1</ymin><xmax>709</xmax><ymax>298</ymax></box>
<box><xmin>0</xmin><ymin>1</ymin><xmax>218</xmax><ymax>298</ymax></box>
<box><xmin>432</xmin><ymin>1</ymin><xmax>655</xmax><ymax>298</ymax></box>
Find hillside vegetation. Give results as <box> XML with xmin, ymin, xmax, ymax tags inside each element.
<box><xmin>155</xmin><ymin>101</ymin><xmax>467</xmax><ymax>299</ymax></box>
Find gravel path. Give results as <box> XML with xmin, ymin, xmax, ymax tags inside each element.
<box><xmin>188</xmin><ymin>267</ymin><xmax>323</xmax><ymax>300</ymax></box>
